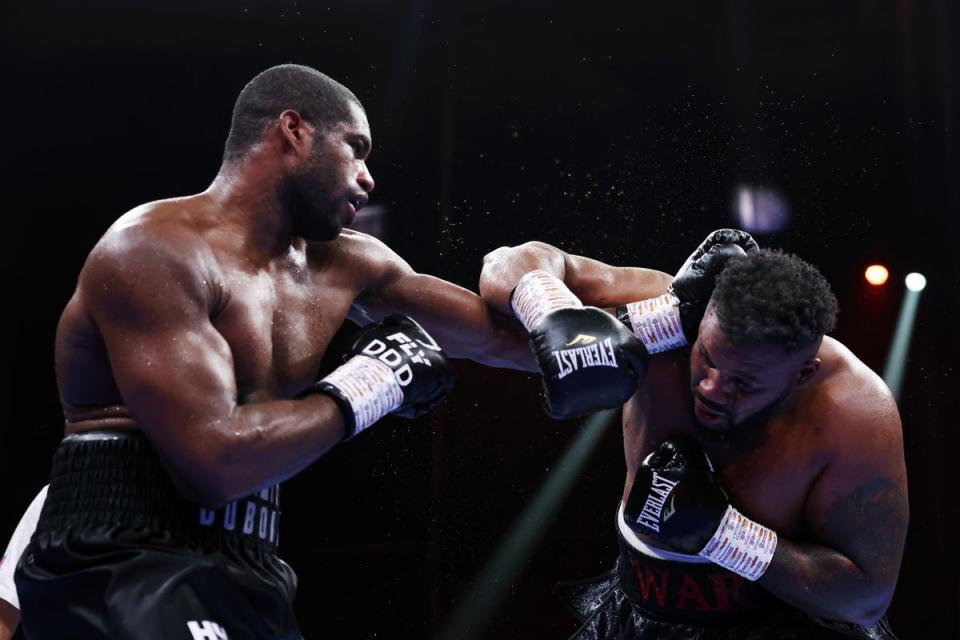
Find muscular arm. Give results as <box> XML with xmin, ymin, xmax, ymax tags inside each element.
<box><xmin>759</xmin><ymin>395</ymin><xmax>909</xmax><ymax>626</ymax></box>
<box><xmin>84</xmin><ymin>230</ymin><xmax>347</xmax><ymax>508</ymax></box>
<box><xmin>348</xmin><ymin>234</ymin><xmax>536</xmax><ymax>371</ymax></box>
<box><xmin>479</xmin><ymin>241</ymin><xmax>673</xmax><ymax>314</ymax></box>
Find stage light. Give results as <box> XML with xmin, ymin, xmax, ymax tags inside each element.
<box><xmin>905</xmin><ymin>272</ymin><xmax>926</xmax><ymax>292</ymax></box>
<box><xmin>865</xmin><ymin>265</ymin><xmax>889</xmax><ymax>286</ymax></box>
<box><xmin>734</xmin><ymin>185</ymin><xmax>789</xmax><ymax>233</ymax></box>
<box><xmin>884</xmin><ymin>272</ymin><xmax>927</xmax><ymax>401</ymax></box>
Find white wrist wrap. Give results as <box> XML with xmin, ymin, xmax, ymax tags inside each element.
<box><xmin>510</xmin><ymin>269</ymin><xmax>583</xmax><ymax>333</ymax></box>
<box><xmin>698</xmin><ymin>505</ymin><xmax>778</xmax><ymax>582</ymax></box>
<box><xmin>322</xmin><ymin>355</ymin><xmax>404</xmax><ymax>434</ymax></box>
<box><xmin>624</xmin><ymin>294</ymin><xmax>687</xmax><ymax>353</ymax></box>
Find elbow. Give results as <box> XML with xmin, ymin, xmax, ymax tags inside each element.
<box><xmin>168</xmin><ymin>469</ymin><xmax>232</xmax><ymax>510</ymax></box>
<box><xmin>164</xmin><ymin>437</ymin><xmax>238</xmax><ymax>509</ymax></box>
<box><xmin>832</xmin><ymin>590</ymin><xmax>893</xmax><ymax>627</ymax></box>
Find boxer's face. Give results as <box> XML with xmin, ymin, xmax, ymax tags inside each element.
<box><xmin>689</xmin><ymin>307</ymin><xmax>818</xmax><ymax>432</ymax></box>
<box><xmin>285</xmin><ymin>102</ymin><xmax>374</xmax><ymax>241</ymax></box>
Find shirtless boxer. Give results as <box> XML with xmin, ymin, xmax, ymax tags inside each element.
<box><xmin>480</xmin><ymin>234</ymin><xmax>907</xmax><ymax>638</ymax></box>
<box><xmin>12</xmin><ymin>63</ymin><xmax>569</xmax><ymax>640</ymax></box>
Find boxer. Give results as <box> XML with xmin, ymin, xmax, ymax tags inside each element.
<box><xmin>15</xmin><ymin>63</ymin><xmax>549</xmax><ymax>640</ymax></box>
<box><xmin>480</xmin><ymin>233</ymin><xmax>906</xmax><ymax>638</ymax></box>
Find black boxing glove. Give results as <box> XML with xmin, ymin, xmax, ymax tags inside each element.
<box><xmin>310</xmin><ymin>314</ymin><xmax>455</xmax><ymax>439</ymax></box>
<box><xmin>624</xmin><ymin>436</ymin><xmax>778</xmax><ymax>581</ymax></box>
<box><xmin>617</xmin><ymin>229</ymin><xmax>759</xmax><ymax>352</ymax></box>
<box><xmin>669</xmin><ymin>229</ymin><xmax>759</xmax><ymax>340</ymax></box>
<box><xmin>511</xmin><ymin>270</ymin><xmax>649</xmax><ymax>419</ymax></box>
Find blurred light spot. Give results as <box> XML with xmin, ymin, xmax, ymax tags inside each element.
<box><xmin>905</xmin><ymin>272</ymin><xmax>926</xmax><ymax>292</ymax></box>
<box><xmin>865</xmin><ymin>264</ymin><xmax>889</xmax><ymax>286</ymax></box>
<box><xmin>734</xmin><ymin>185</ymin><xmax>789</xmax><ymax>233</ymax></box>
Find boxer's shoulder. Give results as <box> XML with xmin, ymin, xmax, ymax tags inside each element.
<box><xmin>801</xmin><ymin>337</ymin><xmax>902</xmax><ymax>460</ymax></box>
<box><xmin>81</xmin><ymin>199</ymin><xmax>223</xmax><ymax>310</ymax></box>
<box><xmin>314</xmin><ymin>228</ymin><xmax>412</xmax><ymax>287</ymax></box>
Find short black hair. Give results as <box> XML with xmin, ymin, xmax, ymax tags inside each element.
<box><xmin>710</xmin><ymin>249</ymin><xmax>838</xmax><ymax>350</ymax></box>
<box><xmin>223</xmin><ymin>64</ymin><xmax>362</xmax><ymax>162</ymax></box>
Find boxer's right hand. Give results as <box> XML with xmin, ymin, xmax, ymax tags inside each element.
<box><xmin>616</xmin><ymin>229</ymin><xmax>758</xmax><ymax>354</ymax></box>
<box><xmin>669</xmin><ymin>229</ymin><xmax>759</xmax><ymax>341</ymax></box>
<box><xmin>312</xmin><ymin>314</ymin><xmax>454</xmax><ymax>439</ymax></box>
<box><xmin>532</xmin><ymin>307</ymin><xmax>649</xmax><ymax>419</ymax></box>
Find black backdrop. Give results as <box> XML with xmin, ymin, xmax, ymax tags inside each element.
<box><xmin>3</xmin><ymin>1</ymin><xmax>958</xmax><ymax>638</ymax></box>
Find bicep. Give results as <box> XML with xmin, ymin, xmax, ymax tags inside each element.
<box><xmin>803</xmin><ymin>423</ymin><xmax>909</xmax><ymax>585</ymax></box>
<box><xmin>84</xmin><ymin>243</ymin><xmax>238</xmax><ymax>464</ymax></box>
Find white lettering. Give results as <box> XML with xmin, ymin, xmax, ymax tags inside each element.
<box><xmin>361</xmin><ymin>339</ymin><xmax>387</xmax><ymax>356</ymax></box>
<box><xmin>395</xmin><ymin>363</ymin><xmax>413</xmax><ymax>386</ymax></box>
<box><xmin>259</xmin><ymin>506</ymin><xmax>269</xmax><ymax>539</ymax></box>
<box><xmin>187</xmin><ymin>620</ymin><xmax>229</xmax><ymax>640</ymax></box>
<box><xmin>243</xmin><ymin>502</ymin><xmax>256</xmax><ymax>535</ymax></box>
<box><xmin>223</xmin><ymin>502</ymin><xmax>237</xmax><ymax>531</ymax></box>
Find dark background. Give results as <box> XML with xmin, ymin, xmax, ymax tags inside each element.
<box><xmin>2</xmin><ymin>1</ymin><xmax>958</xmax><ymax>638</ymax></box>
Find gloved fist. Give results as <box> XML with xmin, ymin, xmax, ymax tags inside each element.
<box><xmin>312</xmin><ymin>314</ymin><xmax>454</xmax><ymax>438</ymax></box>
<box><xmin>625</xmin><ymin>435</ymin><xmax>779</xmax><ymax>580</ymax></box>
<box><xmin>669</xmin><ymin>229</ymin><xmax>759</xmax><ymax>342</ymax></box>
<box><xmin>624</xmin><ymin>435</ymin><xmax>729</xmax><ymax>554</ymax></box>
<box><xmin>532</xmin><ymin>307</ymin><xmax>649</xmax><ymax>419</ymax></box>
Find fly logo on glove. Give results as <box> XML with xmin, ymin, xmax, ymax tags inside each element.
<box><xmin>310</xmin><ymin>314</ymin><xmax>454</xmax><ymax>439</ymax></box>
<box><xmin>360</xmin><ymin>330</ymin><xmax>443</xmax><ymax>386</ymax></box>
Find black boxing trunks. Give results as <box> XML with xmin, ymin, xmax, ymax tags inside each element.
<box><xmin>15</xmin><ymin>430</ymin><xmax>300</xmax><ymax>640</ymax></box>
<box><xmin>556</xmin><ymin>503</ymin><xmax>898</xmax><ymax>640</ymax></box>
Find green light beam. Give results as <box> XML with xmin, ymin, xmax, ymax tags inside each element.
<box><xmin>438</xmin><ymin>409</ymin><xmax>616</xmax><ymax>640</ymax></box>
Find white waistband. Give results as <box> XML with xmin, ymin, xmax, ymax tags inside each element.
<box><xmin>617</xmin><ymin>501</ymin><xmax>711</xmax><ymax>564</ymax></box>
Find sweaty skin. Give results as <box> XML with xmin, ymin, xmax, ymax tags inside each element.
<box><xmin>56</xmin><ymin>103</ymin><xmax>535</xmax><ymax>509</ymax></box>
<box><xmin>479</xmin><ymin>242</ymin><xmax>908</xmax><ymax>627</ymax></box>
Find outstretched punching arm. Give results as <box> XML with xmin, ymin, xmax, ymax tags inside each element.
<box><xmin>479</xmin><ymin>241</ymin><xmax>672</xmax><ymax>314</ymax></box>
<box><xmin>348</xmin><ymin>232</ymin><xmax>537</xmax><ymax>371</ymax></box>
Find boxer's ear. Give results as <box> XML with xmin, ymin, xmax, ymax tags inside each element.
<box><xmin>795</xmin><ymin>357</ymin><xmax>821</xmax><ymax>387</ymax></box>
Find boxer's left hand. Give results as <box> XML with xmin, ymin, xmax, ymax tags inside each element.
<box><xmin>624</xmin><ymin>436</ymin><xmax>778</xmax><ymax>581</ymax></box>
<box><xmin>533</xmin><ymin>307</ymin><xmax>650</xmax><ymax>419</ymax></box>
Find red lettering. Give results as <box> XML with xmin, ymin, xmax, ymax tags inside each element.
<box><xmin>709</xmin><ymin>573</ymin><xmax>755</xmax><ymax>611</ymax></box>
<box><xmin>629</xmin><ymin>559</ymin><xmax>669</xmax><ymax>608</ymax></box>
<box><xmin>675</xmin><ymin>575</ymin><xmax>713</xmax><ymax>612</ymax></box>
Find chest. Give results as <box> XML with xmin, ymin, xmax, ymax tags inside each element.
<box><xmin>212</xmin><ymin>266</ymin><xmax>357</xmax><ymax>401</ymax></box>
<box><xmin>622</xmin><ymin>356</ymin><xmax>822</xmax><ymax>537</ymax></box>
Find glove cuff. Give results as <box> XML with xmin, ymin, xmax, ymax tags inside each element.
<box><xmin>510</xmin><ymin>270</ymin><xmax>583</xmax><ymax>333</ymax></box>
<box><xmin>621</xmin><ymin>294</ymin><xmax>688</xmax><ymax>354</ymax></box>
<box><xmin>698</xmin><ymin>504</ymin><xmax>778</xmax><ymax>581</ymax></box>
<box><xmin>314</xmin><ymin>355</ymin><xmax>404</xmax><ymax>439</ymax></box>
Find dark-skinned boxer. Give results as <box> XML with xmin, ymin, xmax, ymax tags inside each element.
<box><xmin>480</xmin><ymin>232</ymin><xmax>906</xmax><ymax>639</ymax></box>
<box><xmin>13</xmin><ymin>64</ymin><xmax>563</xmax><ymax>640</ymax></box>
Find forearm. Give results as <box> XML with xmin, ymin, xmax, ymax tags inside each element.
<box><xmin>169</xmin><ymin>393</ymin><xmax>346</xmax><ymax>507</ymax></box>
<box><xmin>759</xmin><ymin>538</ymin><xmax>893</xmax><ymax>626</ymax></box>
<box><xmin>479</xmin><ymin>242</ymin><xmax>567</xmax><ymax>315</ymax></box>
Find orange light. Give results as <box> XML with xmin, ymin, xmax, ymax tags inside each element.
<box><xmin>865</xmin><ymin>265</ymin><xmax>889</xmax><ymax>286</ymax></box>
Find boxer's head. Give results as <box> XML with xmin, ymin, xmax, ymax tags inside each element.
<box><xmin>689</xmin><ymin>250</ymin><xmax>838</xmax><ymax>432</ymax></box>
<box><xmin>223</xmin><ymin>64</ymin><xmax>374</xmax><ymax>240</ymax></box>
